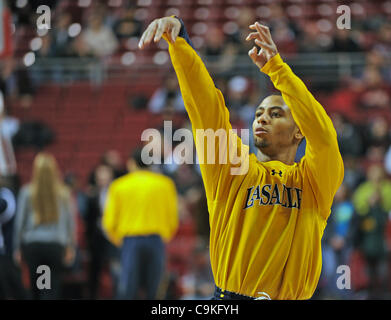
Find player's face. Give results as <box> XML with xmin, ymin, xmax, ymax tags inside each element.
<box><xmin>252</xmin><ymin>95</ymin><xmax>300</xmax><ymax>154</ymax></box>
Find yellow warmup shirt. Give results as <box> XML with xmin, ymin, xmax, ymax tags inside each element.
<box><xmin>165</xmin><ymin>33</ymin><xmax>344</xmax><ymax>299</ymax></box>
<box><xmin>102</xmin><ymin>170</ymin><xmax>178</xmax><ymax>247</ymax></box>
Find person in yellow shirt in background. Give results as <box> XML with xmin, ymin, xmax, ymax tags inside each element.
<box><xmin>102</xmin><ymin>147</ymin><xmax>178</xmax><ymax>300</ymax></box>
<box><xmin>139</xmin><ymin>17</ymin><xmax>344</xmax><ymax>300</ymax></box>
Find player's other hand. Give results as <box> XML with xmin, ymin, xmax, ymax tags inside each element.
<box><xmin>246</xmin><ymin>22</ymin><xmax>278</xmax><ymax>69</ymax></box>
<box><xmin>138</xmin><ymin>17</ymin><xmax>181</xmax><ymax>49</ymax></box>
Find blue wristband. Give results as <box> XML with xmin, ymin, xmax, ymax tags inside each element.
<box><xmin>174</xmin><ymin>16</ymin><xmax>194</xmax><ymax>49</ymax></box>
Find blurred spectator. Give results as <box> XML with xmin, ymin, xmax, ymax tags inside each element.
<box><xmin>0</xmin><ymin>184</ymin><xmax>27</xmax><ymax>299</ymax></box>
<box><xmin>103</xmin><ymin>148</ymin><xmax>178</xmax><ymax>299</ymax></box>
<box><xmin>226</xmin><ymin>75</ymin><xmax>251</xmax><ymax>124</ymax></box>
<box><xmin>63</xmin><ymin>172</ymin><xmax>88</xmax><ymax>264</ymax></box>
<box><xmin>363</xmin><ymin>117</ymin><xmax>390</xmax><ymax>158</ymax></box>
<box><xmin>357</xmin><ymin>66</ymin><xmax>391</xmax><ymax>110</ymax></box>
<box><xmin>85</xmin><ymin>164</ymin><xmax>119</xmax><ymax>299</ymax></box>
<box><xmin>0</xmin><ymin>0</ymin><xmax>14</xmax><ymax>91</ymax></box>
<box><xmin>325</xmin><ymin>72</ymin><xmax>365</xmax><ymax>117</ymax></box>
<box><xmin>50</xmin><ymin>12</ymin><xmax>72</xmax><ymax>57</ymax></box>
<box><xmin>14</xmin><ymin>67</ymin><xmax>34</xmax><ymax>109</ymax></box>
<box><xmin>329</xmin><ymin>29</ymin><xmax>363</xmax><ymax>53</ymax></box>
<box><xmin>331</xmin><ymin>113</ymin><xmax>363</xmax><ymax>158</ymax></box>
<box><xmin>32</xmin><ymin>34</ymin><xmax>56</xmax><ymax>84</ymax></box>
<box><xmin>12</xmin><ymin>120</ymin><xmax>54</xmax><ymax>150</ymax></box>
<box><xmin>238</xmin><ymin>88</ymin><xmax>258</xmax><ymax>125</ymax></box>
<box><xmin>201</xmin><ymin>26</ymin><xmax>236</xmax><ymax>74</ymax></box>
<box><xmin>82</xmin><ymin>11</ymin><xmax>119</xmax><ymax>57</ymax></box>
<box><xmin>88</xmin><ymin>150</ymin><xmax>126</xmax><ymax>187</ymax></box>
<box><xmin>0</xmin><ymin>187</ymin><xmax>14</xmax><ymax>255</ymax></box>
<box><xmin>343</xmin><ymin>156</ymin><xmax>366</xmax><ymax>191</ymax></box>
<box><xmin>148</xmin><ymin>74</ymin><xmax>185</xmax><ymax>114</ymax></box>
<box><xmin>352</xmin><ymin>163</ymin><xmax>391</xmax><ymax>299</ymax></box>
<box><xmin>35</xmin><ymin>34</ymin><xmax>53</xmax><ymax>58</ymax></box>
<box><xmin>267</xmin><ymin>3</ymin><xmax>298</xmax><ymax>55</ymax></box>
<box><xmin>298</xmin><ymin>21</ymin><xmax>328</xmax><ymax>53</ymax></box>
<box><xmin>64</xmin><ymin>172</ymin><xmax>88</xmax><ymax>221</ymax></box>
<box><xmin>13</xmin><ymin>152</ymin><xmax>76</xmax><ymax>300</ymax></box>
<box><xmin>172</xmin><ymin>164</ymin><xmax>202</xmax><ymax>197</ymax></box>
<box><xmin>353</xmin><ymin>163</ymin><xmax>391</xmax><ymax>220</ymax></box>
<box><xmin>0</xmin><ymin>91</ymin><xmax>19</xmax><ymax>183</ymax></box>
<box><xmin>269</xmin><ymin>20</ymin><xmax>297</xmax><ymax>55</ymax></box>
<box><xmin>101</xmin><ymin>149</ymin><xmax>127</xmax><ymax>179</ymax></box>
<box><xmin>180</xmin><ymin>243</ymin><xmax>214</xmax><ymax>300</ymax></box>
<box><xmin>69</xmin><ymin>34</ymin><xmax>94</xmax><ymax>58</ymax></box>
<box><xmin>227</xmin><ymin>7</ymin><xmax>256</xmax><ymax>56</ymax></box>
<box><xmin>365</xmin><ymin>49</ymin><xmax>391</xmax><ymax>83</ymax></box>
<box><xmin>365</xmin><ymin>145</ymin><xmax>386</xmax><ymax>165</ymax></box>
<box><xmin>319</xmin><ymin>183</ymin><xmax>355</xmax><ymax>299</ymax></box>
<box><xmin>374</xmin><ymin>22</ymin><xmax>391</xmax><ymax>59</ymax></box>
<box><xmin>87</xmin><ymin>1</ymin><xmax>116</xmax><ymax>28</ymax></box>
<box><xmin>385</xmin><ymin>145</ymin><xmax>391</xmax><ymax>175</ymax></box>
<box><xmin>113</xmin><ymin>5</ymin><xmax>143</xmax><ymax>40</ymax></box>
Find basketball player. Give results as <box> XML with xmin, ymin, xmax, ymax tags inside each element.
<box><xmin>139</xmin><ymin>17</ymin><xmax>344</xmax><ymax>300</ymax></box>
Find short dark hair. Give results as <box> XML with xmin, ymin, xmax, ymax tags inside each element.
<box><xmin>260</xmin><ymin>92</ymin><xmax>283</xmax><ymax>103</ymax></box>
<box><xmin>130</xmin><ymin>147</ymin><xmax>149</xmax><ymax>168</ymax></box>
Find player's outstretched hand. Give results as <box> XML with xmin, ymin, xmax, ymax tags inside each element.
<box><xmin>138</xmin><ymin>17</ymin><xmax>181</xmax><ymax>49</ymax></box>
<box><xmin>246</xmin><ymin>22</ymin><xmax>278</xmax><ymax>69</ymax></box>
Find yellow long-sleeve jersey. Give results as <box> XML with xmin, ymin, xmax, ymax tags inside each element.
<box><xmin>102</xmin><ymin>171</ymin><xmax>179</xmax><ymax>246</ymax></box>
<box><xmin>165</xmin><ymin>29</ymin><xmax>344</xmax><ymax>300</ymax></box>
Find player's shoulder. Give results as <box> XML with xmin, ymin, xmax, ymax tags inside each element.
<box><xmin>112</xmin><ymin>170</ymin><xmax>174</xmax><ymax>187</ymax></box>
<box><xmin>109</xmin><ymin>173</ymin><xmax>133</xmax><ymax>190</ymax></box>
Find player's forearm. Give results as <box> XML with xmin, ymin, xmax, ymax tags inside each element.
<box><xmin>165</xmin><ymin>20</ymin><xmax>230</xmax><ymax>131</ymax></box>
<box><xmin>261</xmin><ymin>54</ymin><xmax>337</xmax><ymax>148</ymax></box>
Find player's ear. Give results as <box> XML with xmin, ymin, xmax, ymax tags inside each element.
<box><xmin>294</xmin><ymin>127</ymin><xmax>304</xmax><ymax>141</ymax></box>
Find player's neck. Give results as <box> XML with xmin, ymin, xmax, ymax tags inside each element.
<box><xmin>256</xmin><ymin>146</ymin><xmax>297</xmax><ymax>165</ymax></box>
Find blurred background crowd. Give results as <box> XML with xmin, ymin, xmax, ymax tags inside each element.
<box><xmin>1</xmin><ymin>0</ymin><xmax>391</xmax><ymax>300</ymax></box>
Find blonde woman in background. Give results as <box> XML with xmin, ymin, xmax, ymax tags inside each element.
<box><xmin>13</xmin><ymin>152</ymin><xmax>75</xmax><ymax>300</ymax></box>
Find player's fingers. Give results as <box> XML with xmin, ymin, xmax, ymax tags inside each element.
<box><xmin>142</xmin><ymin>20</ymin><xmax>159</xmax><ymax>46</ymax></box>
<box><xmin>138</xmin><ymin>20</ymin><xmax>158</xmax><ymax>49</ymax></box>
<box><xmin>245</xmin><ymin>32</ymin><xmax>261</xmax><ymax>41</ymax></box>
<box><xmin>248</xmin><ymin>46</ymin><xmax>258</xmax><ymax>61</ymax></box>
<box><xmin>249</xmin><ymin>23</ymin><xmax>271</xmax><ymax>43</ymax></box>
<box><xmin>171</xmin><ymin>22</ymin><xmax>181</xmax><ymax>44</ymax></box>
<box><xmin>254</xmin><ymin>22</ymin><xmax>273</xmax><ymax>45</ymax></box>
<box><xmin>261</xmin><ymin>23</ymin><xmax>273</xmax><ymax>38</ymax></box>
<box><xmin>145</xmin><ymin>21</ymin><xmax>159</xmax><ymax>44</ymax></box>
<box><xmin>138</xmin><ymin>29</ymin><xmax>148</xmax><ymax>49</ymax></box>
<box><xmin>139</xmin><ymin>22</ymin><xmax>153</xmax><ymax>46</ymax></box>
<box><xmin>249</xmin><ymin>22</ymin><xmax>269</xmax><ymax>32</ymax></box>
<box><xmin>249</xmin><ymin>23</ymin><xmax>270</xmax><ymax>44</ymax></box>
<box><xmin>254</xmin><ymin>39</ymin><xmax>274</xmax><ymax>52</ymax></box>
<box><xmin>154</xmin><ymin>19</ymin><xmax>166</xmax><ymax>42</ymax></box>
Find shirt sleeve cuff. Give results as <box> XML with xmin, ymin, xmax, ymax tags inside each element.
<box><xmin>260</xmin><ymin>53</ymin><xmax>284</xmax><ymax>75</ymax></box>
<box><xmin>172</xmin><ymin>16</ymin><xmax>194</xmax><ymax>48</ymax></box>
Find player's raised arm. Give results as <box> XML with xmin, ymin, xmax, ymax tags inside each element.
<box><xmin>139</xmin><ymin>17</ymin><xmax>249</xmax><ymax>200</ymax></box>
<box><xmin>139</xmin><ymin>16</ymin><xmax>230</xmax><ymax>132</ymax></box>
<box><xmin>248</xmin><ymin>22</ymin><xmax>344</xmax><ymax>216</ymax></box>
